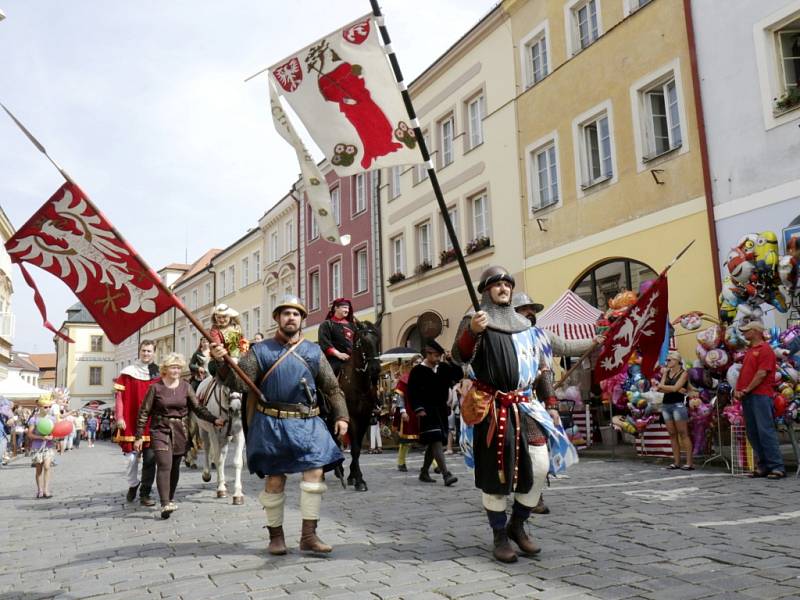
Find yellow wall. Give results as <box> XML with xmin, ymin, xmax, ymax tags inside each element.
<box><xmin>61</xmin><ymin>324</ymin><xmax>116</xmax><ymax>409</ymax></box>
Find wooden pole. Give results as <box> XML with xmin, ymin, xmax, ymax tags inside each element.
<box><xmin>367</xmin><ymin>1</ymin><xmax>480</xmax><ymax>311</ymax></box>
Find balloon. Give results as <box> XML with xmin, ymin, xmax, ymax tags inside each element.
<box><xmin>696</xmin><ymin>344</ymin><xmax>709</xmax><ymax>363</ymax></box>
<box><xmin>724</xmin><ymin>325</ymin><xmax>747</xmax><ymax>351</ymax></box>
<box><xmin>727</xmin><ymin>363</ymin><xmax>742</xmax><ymax>388</ymax></box>
<box><xmin>778</xmin><ymin>255</ymin><xmax>798</xmax><ymax>288</ymax></box>
<box><xmin>725</xmin><ymin>248</ymin><xmax>755</xmax><ymax>285</ymax></box>
<box><xmin>51</xmin><ymin>420</ymin><xmax>73</xmax><ymax>439</ymax></box>
<box><xmin>638</xmin><ymin>279</ymin><xmax>656</xmax><ymax>296</ymax></box>
<box><xmin>680</xmin><ymin>312</ymin><xmax>703</xmax><ymax>331</ymax></box>
<box><xmin>754</xmin><ymin>231</ymin><xmax>779</xmax><ymax>274</ymax></box>
<box><xmin>36</xmin><ymin>417</ymin><xmax>54</xmax><ymax>436</ymax></box>
<box><xmin>774</xmin><ymin>395</ymin><xmax>787</xmax><ymax>418</ymax></box>
<box><xmin>698</xmin><ymin>325</ymin><xmax>723</xmax><ymax>351</ymax></box>
<box><xmin>736</xmin><ymin>233</ymin><xmax>758</xmax><ymax>259</ymax></box>
<box><xmin>705</xmin><ymin>348</ymin><xmax>731</xmax><ymax>371</ymax></box>
<box><xmin>609</xmin><ymin>290</ymin><xmax>638</xmax><ymax>310</ymax></box>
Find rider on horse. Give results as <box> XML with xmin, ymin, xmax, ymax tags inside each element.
<box><xmin>318</xmin><ymin>298</ymin><xmax>356</xmax><ymax>377</ymax></box>
<box><xmin>210</xmin><ymin>295</ymin><xmax>349</xmax><ymax>556</ymax></box>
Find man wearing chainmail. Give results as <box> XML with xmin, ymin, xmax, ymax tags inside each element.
<box><xmin>210</xmin><ymin>295</ymin><xmax>349</xmax><ymax>556</ymax></box>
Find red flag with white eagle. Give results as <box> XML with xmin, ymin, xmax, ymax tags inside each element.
<box><xmin>5</xmin><ymin>182</ymin><xmax>177</xmax><ymax>343</ymax></box>
<box><xmin>594</xmin><ymin>274</ymin><xmax>669</xmax><ymax>383</ymax></box>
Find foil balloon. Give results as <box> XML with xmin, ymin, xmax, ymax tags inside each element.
<box><xmin>774</xmin><ymin>394</ymin><xmax>787</xmax><ymax>418</ymax></box>
<box><xmin>679</xmin><ymin>312</ymin><xmax>703</xmax><ymax>331</ymax></box>
<box><xmin>725</xmin><ymin>247</ymin><xmax>755</xmax><ymax>285</ymax></box>
<box><xmin>754</xmin><ymin>231</ymin><xmax>779</xmax><ymax>274</ymax></box>
<box><xmin>704</xmin><ymin>348</ymin><xmax>730</xmax><ymax>371</ymax></box>
<box><xmin>726</xmin><ymin>363</ymin><xmax>742</xmax><ymax>389</ymax></box>
<box><xmin>697</xmin><ymin>325</ymin><xmax>723</xmax><ymax>351</ymax></box>
<box><xmin>724</xmin><ymin>325</ymin><xmax>746</xmax><ymax>351</ymax></box>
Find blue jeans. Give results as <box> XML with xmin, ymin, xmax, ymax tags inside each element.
<box><xmin>662</xmin><ymin>403</ymin><xmax>688</xmax><ymax>422</ymax></box>
<box><xmin>742</xmin><ymin>393</ymin><xmax>785</xmax><ymax>474</ymax></box>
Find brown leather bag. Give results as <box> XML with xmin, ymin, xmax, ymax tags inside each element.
<box><xmin>461</xmin><ymin>380</ymin><xmax>493</xmax><ymax>425</ymax></box>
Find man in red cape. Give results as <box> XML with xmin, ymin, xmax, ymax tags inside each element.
<box><xmin>114</xmin><ymin>339</ymin><xmax>159</xmax><ymax>505</ymax></box>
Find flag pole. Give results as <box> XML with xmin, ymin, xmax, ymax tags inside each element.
<box><xmin>368</xmin><ymin>1</ymin><xmax>480</xmax><ymax>311</ymax></box>
<box><xmin>1</xmin><ymin>103</ymin><xmax>267</xmax><ymax>403</ymax></box>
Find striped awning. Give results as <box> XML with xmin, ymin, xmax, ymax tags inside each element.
<box><xmin>537</xmin><ymin>290</ymin><xmax>602</xmax><ymax>341</ymax></box>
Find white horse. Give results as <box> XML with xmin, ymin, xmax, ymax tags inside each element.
<box><xmin>194</xmin><ymin>377</ymin><xmax>246</xmax><ymax>505</ymax></box>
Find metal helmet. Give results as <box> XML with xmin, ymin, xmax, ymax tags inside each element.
<box><xmin>512</xmin><ymin>291</ymin><xmax>544</xmax><ymax>313</ymax></box>
<box><xmin>272</xmin><ymin>295</ymin><xmax>308</xmax><ymax>319</ymax></box>
<box><xmin>477</xmin><ymin>265</ymin><xmax>516</xmax><ymax>294</ymax></box>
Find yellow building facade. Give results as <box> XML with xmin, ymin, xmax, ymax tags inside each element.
<box><xmin>138</xmin><ymin>264</ymin><xmax>188</xmax><ymax>364</ymax></box>
<box><xmin>259</xmin><ymin>193</ymin><xmax>299</xmax><ymax>339</ymax></box>
<box><xmin>380</xmin><ymin>5</ymin><xmax>524</xmax><ymax>350</ymax></box>
<box><xmin>172</xmin><ymin>249</ymin><xmax>221</xmax><ymax>364</ymax></box>
<box><xmin>506</xmin><ymin>0</ymin><xmax>718</xmax><ymax>357</ymax></box>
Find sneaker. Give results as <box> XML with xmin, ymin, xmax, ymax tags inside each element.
<box><xmin>140</xmin><ymin>496</ymin><xmax>156</xmax><ymax>507</ymax></box>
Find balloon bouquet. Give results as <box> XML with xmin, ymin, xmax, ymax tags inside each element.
<box><xmin>596</xmin><ymin>288</ymin><xmax>664</xmax><ymax>437</ymax></box>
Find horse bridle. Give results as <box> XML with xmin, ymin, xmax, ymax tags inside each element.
<box><xmin>206</xmin><ymin>378</ymin><xmax>239</xmax><ymax>437</ymax></box>
<box><xmin>352</xmin><ymin>325</ymin><xmax>379</xmax><ymax>374</ymax></box>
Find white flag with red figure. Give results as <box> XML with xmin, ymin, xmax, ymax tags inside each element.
<box><xmin>5</xmin><ymin>182</ymin><xmax>177</xmax><ymax>343</ymax></box>
<box><xmin>594</xmin><ymin>274</ymin><xmax>669</xmax><ymax>383</ymax></box>
<box><xmin>269</xmin><ymin>14</ymin><xmax>422</xmax><ymax>176</ymax></box>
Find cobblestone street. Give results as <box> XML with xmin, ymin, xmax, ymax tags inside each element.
<box><xmin>1</xmin><ymin>441</ymin><xmax>799</xmax><ymax>600</ymax></box>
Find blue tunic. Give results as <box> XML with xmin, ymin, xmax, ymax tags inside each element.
<box><xmin>246</xmin><ymin>339</ymin><xmax>344</xmax><ymax>477</ymax></box>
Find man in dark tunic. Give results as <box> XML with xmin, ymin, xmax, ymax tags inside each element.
<box><xmin>407</xmin><ymin>339</ymin><xmax>462</xmax><ymax>486</ymax></box>
<box><xmin>453</xmin><ymin>266</ymin><xmax>557</xmax><ymax>563</ymax></box>
<box><xmin>210</xmin><ymin>296</ymin><xmax>349</xmax><ymax>556</ymax></box>
<box><xmin>317</xmin><ymin>298</ymin><xmax>357</xmax><ymax>376</ymax></box>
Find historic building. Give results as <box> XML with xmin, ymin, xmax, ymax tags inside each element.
<box><xmin>259</xmin><ymin>192</ymin><xmax>299</xmax><ymax>337</ymax></box>
<box><xmin>506</xmin><ymin>0</ymin><xmax>719</xmax><ymax>357</ymax></box>
<box><xmin>691</xmin><ymin>0</ymin><xmax>800</xmax><ymax>326</ymax></box>
<box><xmin>171</xmin><ymin>248</ymin><xmax>221</xmax><ymax>362</ymax></box>
<box><xmin>299</xmin><ymin>166</ymin><xmax>379</xmax><ymax>341</ymax></box>
<box><xmin>379</xmin><ymin>4</ymin><xmax>522</xmax><ymax>350</ymax></box>
<box><xmin>0</xmin><ymin>206</ymin><xmax>15</xmax><ymax>380</ymax></box>
<box><xmin>138</xmin><ymin>264</ymin><xmax>188</xmax><ymax>364</ymax></box>
<box><xmin>55</xmin><ymin>303</ymin><xmax>116</xmax><ymax>411</ymax></box>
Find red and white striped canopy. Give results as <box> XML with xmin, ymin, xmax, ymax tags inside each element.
<box><xmin>537</xmin><ymin>290</ymin><xmax>602</xmax><ymax>341</ymax></box>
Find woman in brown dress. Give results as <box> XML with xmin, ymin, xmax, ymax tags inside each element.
<box><xmin>134</xmin><ymin>353</ymin><xmax>223</xmax><ymax>519</ymax></box>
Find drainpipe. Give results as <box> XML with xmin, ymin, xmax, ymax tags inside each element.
<box><xmin>373</xmin><ymin>170</ymin><xmax>386</xmax><ymax>331</ymax></box>
<box><xmin>683</xmin><ymin>0</ymin><xmax>722</xmax><ymax>297</ymax></box>
<box><xmin>290</xmin><ymin>185</ymin><xmax>302</xmax><ymax>299</ymax></box>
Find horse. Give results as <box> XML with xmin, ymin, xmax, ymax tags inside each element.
<box><xmin>334</xmin><ymin>320</ymin><xmax>382</xmax><ymax>492</ymax></box>
<box><xmin>194</xmin><ymin>377</ymin><xmax>246</xmax><ymax>505</ymax></box>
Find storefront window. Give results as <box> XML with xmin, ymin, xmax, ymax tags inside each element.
<box><xmin>572</xmin><ymin>258</ymin><xmax>657</xmax><ymax>310</ymax></box>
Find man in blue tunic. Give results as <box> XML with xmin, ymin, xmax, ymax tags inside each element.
<box><xmin>210</xmin><ymin>296</ymin><xmax>349</xmax><ymax>556</ymax></box>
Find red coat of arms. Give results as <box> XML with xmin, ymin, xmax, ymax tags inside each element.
<box><xmin>273</xmin><ymin>57</ymin><xmax>303</xmax><ymax>92</ymax></box>
<box><xmin>342</xmin><ymin>20</ymin><xmax>370</xmax><ymax>45</ymax></box>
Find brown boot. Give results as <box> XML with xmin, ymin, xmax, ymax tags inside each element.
<box><xmin>506</xmin><ymin>516</ymin><xmax>541</xmax><ymax>556</ymax></box>
<box><xmin>299</xmin><ymin>519</ymin><xmax>332</xmax><ymax>553</ymax></box>
<box><xmin>267</xmin><ymin>526</ymin><xmax>287</xmax><ymax>555</ymax></box>
<box><xmin>492</xmin><ymin>528</ymin><xmax>518</xmax><ymax>563</ymax></box>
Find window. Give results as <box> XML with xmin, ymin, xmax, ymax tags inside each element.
<box><xmin>354</xmin><ymin>174</ymin><xmax>366</xmax><ymax>214</ymax></box>
<box><xmin>285</xmin><ymin>220</ymin><xmax>294</xmax><ymax>253</ymax></box>
<box><xmin>391</xmin><ymin>235</ymin><xmax>405</xmax><ymax>274</ymax></box>
<box><xmin>309</xmin><ymin>271</ymin><xmax>320</xmax><ymax>311</ymax></box>
<box><xmin>642</xmin><ymin>78</ymin><xmax>682</xmax><ymax>158</ymax></box>
<box><xmin>355</xmin><ymin>248</ymin><xmax>368</xmax><ymax>293</ymax></box>
<box><xmin>242</xmin><ymin>257</ymin><xmax>250</xmax><ymax>287</ymax></box>
<box><xmin>568</xmin><ymin>0</ymin><xmax>600</xmax><ymax>54</ymax></box>
<box><xmin>219</xmin><ymin>271</ymin><xmax>226</xmax><ymax>297</ymax></box>
<box><xmin>439</xmin><ymin>115</ymin><xmax>454</xmax><ymax>167</ymax></box>
<box><xmin>253</xmin><ymin>307</ymin><xmax>261</xmax><ymax>334</ymax></box>
<box><xmin>530</xmin><ymin>141</ymin><xmax>559</xmax><ymax>210</ymax></box>
<box><xmin>191</xmin><ymin>289</ymin><xmax>198</xmax><ymax>310</ymax></box>
<box><xmin>467</xmin><ymin>94</ymin><xmax>485</xmax><ymax>149</ymax></box>
<box><xmin>204</xmin><ymin>282</ymin><xmax>212</xmax><ymax>305</ymax></box>
<box><xmin>416</xmin><ymin>221</ymin><xmax>432</xmax><ymax>266</ymax></box>
<box><xmin>579</xmin><ymin>112</ymin><xmax>613</xmax><ymax>187</ymax></box>
<box><xmin>390</xmin><ymin>166</ymin><xmax>401</xmax><ymax>199</ymax></box>
<box><xmin>242</xmin><ymin>311</ymin><xmax>250</xmax><ymax>338</ymax></box>
<box><xmin>253</xmin><ymin>251</ymin><xmax>261</xmax><ymax>281</ymax></box>
<box><xmin>331</xmin><ymin>188</ymin><xmax>341</xmax><ymax>225</ymax></box>
<box><xmin>270</xmin><ymin>232</ymin><xmax>279</xmax><ymax>262</ymax></box>
<box><xmin>227</xmin><ymin>266</ymin><xmax>236</xmax><ymax>293</ymax></box>
<box><xmin>329</xmin><ymin>261</ymin><xmax>342</xmax><ymax>300</ymax></box>
<box><xmin>90</xmin><ymin>335</ymin><xmax>103</xmax><ymax>352</ymax></box>
<box><xmin>414</xmin><ymin>130</ymin><xmax>431</xmax><ymax>183</ymax></box>
<box><xmin>310</xmin><ymin>210</ymin><xmax>319</xmax><ymax>240</ymax></box>
<box><xmin>572</xmin><ymin>258</ymin><xmax>657</xmax><ymax>311</ymax></box>
<box><xmin>268</xmin><ymin>287</ymin><xmax>277</xmax><ymax>316</ymax></box>
<box><xmin>524</xmin><ymin>31</ymin><xmax>549</xmax><ymax>86</ymax></box>
<box><xmin>441</xmin><ymin>206</ymin><xmax>459</xmax><ymax>252</ymax></box>
<box><xmin>89</xmin><ymin>366</ymin><xmax>102</xmax><ymax>386</ymax></box>
<box><xmin>470</xmin><ymin>192</ymin><xmax>489</xmax><ymax>239</ymax></box>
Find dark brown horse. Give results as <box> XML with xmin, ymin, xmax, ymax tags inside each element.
<box><xmin>334</xmin><ymin>320</ymin><xmax>381</xmax><ymax>491</ymax></box>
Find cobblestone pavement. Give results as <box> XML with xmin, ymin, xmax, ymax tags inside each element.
<box><xmin>1</xmin><ymin>441</ymin><xmax>799</xmax><ymax>600</ymax></box>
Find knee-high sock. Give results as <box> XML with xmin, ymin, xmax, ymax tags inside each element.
<box><xmin>514</xmin><ymin>444</ymin><xmax>549</xmax><ymax>508</ymax></box>
<box><xmin>481</xmin><ymin>492</ymin><xmax>507</xmax><ymax>513</ymax></box>
<box><xmin>259</xmin><ymin>491</ymin><xmax>286</xmax><ymax>527</ymax></box>
<box><xmin>397</xmin><ymin>444</ymin><xmax>409</xmax><ymax>466</ymax></box>
<box><xmin>299</xmin><ymin>481</ymin><xmax>327</xmax><ymax>520</ymax></box>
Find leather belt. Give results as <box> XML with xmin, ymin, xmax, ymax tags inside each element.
<box><xmin>256</xmin><ymin>404</ymin><xmax>319</xmax><ymax>419</ymax></box>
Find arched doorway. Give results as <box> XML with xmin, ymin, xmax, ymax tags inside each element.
<box><xmin>571</xmin><ymin>258</ymin><xmax>658</xmax><ymax>311</ymax></box>
<box><xmin>402</xmin><ymin>324</ymin><xmax>422</xmax><ymax>351</ymax></box>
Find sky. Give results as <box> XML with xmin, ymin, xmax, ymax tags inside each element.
<box><xmin>0</xmin><ymin>0</ymin><xmax>494</xmax><ymax>353</ymax></box>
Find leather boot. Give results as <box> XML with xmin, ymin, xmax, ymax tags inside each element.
<box><xmin>492</xmin><ymin>528</ymin><xmax>518</xmax><ymax>563</ymax></box>
<box><xmin>300</xmin><ymin>519</ymin><xmax>332</xmax><ymax>553</ymax></box>
<box><xmin>267</xmin><ymin>526</ymin><xmax>287</xmax><ymax>556</ymax></box>
<box><xmin>506</xmin><ymin>516</ymin><xmax>541</xmax><ymax>556</ymax></box>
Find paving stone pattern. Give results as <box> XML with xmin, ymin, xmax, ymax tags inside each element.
<box><xmin>0</xmin><ymin>442</ymin><xmax>799</xmax><ymax>599</ymax></box>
